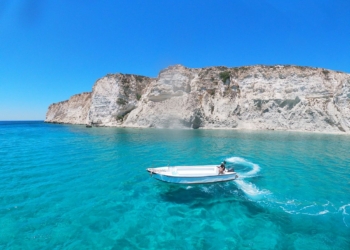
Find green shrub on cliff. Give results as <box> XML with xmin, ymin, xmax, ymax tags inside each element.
<box><xmin>116</xmin><ymin>115</ymin><xmax>124</xmax><ymax>121</ymax></box>
<box><xmin>117</xmin><ymin>98</ymin><xmax>127</xmax><ymax>105</ymax></box>
<box><xmin>219</xmin><ymin>71</ymin><xmax>230</xmax><ymax>83</ymax></box>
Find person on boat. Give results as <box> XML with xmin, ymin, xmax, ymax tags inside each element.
<box><xmin>222</xmin><ymin>161</ymin><xmax>235</xmax><ymax>172</ymax></box>
<box><xmin>223</xmin><ymin>161</ymin><xmax>227</xmax><ymax>169</ymax></box>
<box><xmin>218</xmin><ymin>163</ymin><xmax>225</xmax><ymax>174</ymax></box>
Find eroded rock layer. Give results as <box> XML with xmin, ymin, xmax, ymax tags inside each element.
<box><xmin>46</xmin><ymin>92</ymin><xmax>91</xmax><ymax>125</ymax></box>
<box><xmin>46</xmin><ymin>65</ymin><xmax>350</xmax><ymax>133</ymax></box>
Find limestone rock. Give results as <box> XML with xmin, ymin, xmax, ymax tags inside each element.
<box><xmin>45</xmin><ymin>65</ymin><xmax>350</xmax><ymax>133</ymax></box>
<box><xmin>45</xmin><ymin>92</ymin><xmax>91</xmax><ymax>124</ymax></box>
<box><xmin>88</xmin><ymin>73</ymin><xmax>151</xmax><ymax>126</ymax></box>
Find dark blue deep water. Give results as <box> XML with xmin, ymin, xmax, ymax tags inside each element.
<box><xmin>0</xmin><ymin>121</ymin><xmax>349</xmax><ymax>249</ymax></box>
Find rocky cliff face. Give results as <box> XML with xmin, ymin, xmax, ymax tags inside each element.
<box><xmin>88</xmin><ymin>74</ymin><xmax>151</xmax><ymax>126</ymax></box>
<box><xmin>46</xmin><ymin>65</ymin><xmax>350</xmax><ymax>133</ymax></box>
<box><xmin>46</xmin><ymin>92</ymin><xmax>91</xmax><ymax>124</ymax></box>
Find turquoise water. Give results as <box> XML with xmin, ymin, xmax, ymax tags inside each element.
<box><xmin>0</xmin><ymin>121</ymin><xmax>349</xmax><ymax>249</ymax></box>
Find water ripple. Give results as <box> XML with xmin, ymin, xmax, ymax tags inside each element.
<box><xmin>0</xmin><ymin>122</ymin><xmax>349</xmax><ymax>249</ymax></box>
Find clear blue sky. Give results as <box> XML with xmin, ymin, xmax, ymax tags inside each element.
<box><xmin>1</xmin><ymin>0</ymin><xmax>349</xmax><ymax>120</ymax></box>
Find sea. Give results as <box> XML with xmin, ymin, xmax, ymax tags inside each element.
<box><xmin>0</xmin><ymin>121</ymin><xmax>349</xmax><ymax>249</ymax></box>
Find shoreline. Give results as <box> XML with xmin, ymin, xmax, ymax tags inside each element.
<box><xmin>43</xmin><ymin>120</ymin><xmax>350</xmax><ymax>136</ymax></box>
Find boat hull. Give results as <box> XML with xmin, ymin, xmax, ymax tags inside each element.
<box><xmin>147</xmin><ymin>166</ymin><xmax>237</xmax><ymax>184</ymax></box>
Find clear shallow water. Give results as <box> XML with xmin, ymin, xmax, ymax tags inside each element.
<box><xmin>0</xmin><ymin>121</ymin><xmax>349</xmax><ymax>249</ymax></box>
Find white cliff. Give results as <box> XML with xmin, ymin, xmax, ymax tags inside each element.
<box><xmin>46</xmin><ymin>65</ymin><xmax>350</xmax><ymax>133</ymax></box>
<box><xmin>46</xmin><ymin>92</ymin><xmax>91</xmax><ymax>124</ymax></box>
<box><xmin>88</xmin><ymin>74</ymin><xmax>151</xmax><ymax>126</ymax></box>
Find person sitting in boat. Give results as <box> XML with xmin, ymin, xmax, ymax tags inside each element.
<box><xmin>217</xmin><ymin>163</ymin><xmax>225</xmax><ymax>174</ymax></box>
<box><xmin>221</xmin><ymin>161</ymin><xmax>236</xmax><ymax>172</ymax></box>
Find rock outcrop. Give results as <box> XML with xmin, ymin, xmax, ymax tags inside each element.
<box><xmin>46</xmin><ymin>92</ymin><xmax>91</xmax><ymax>124</ymax></box>
<box><xmin>88</xmin><ymin>74</ymin><xmax>151</xmax><ymax>126</ymax></box>
<box><xmin>46</xmin><ymin>65</ymin><xmax>350</xmax><ymax>133</ymax></box>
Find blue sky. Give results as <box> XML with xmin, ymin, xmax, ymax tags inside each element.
<box><xmin>1</xmin><ymin>0</ymin><xmax>350</xmax><ymax>120</ymax></box>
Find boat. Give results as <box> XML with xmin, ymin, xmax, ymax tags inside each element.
<box><xmin>147</xmin><ymin>165</ymin><xmax>238</xmax><ymax>184</ymax></box>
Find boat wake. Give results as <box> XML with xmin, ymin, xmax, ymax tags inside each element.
<box><xmin>225</xmin><ymin>157</ymin><xmax>271</xmax><ymax>200</ymax></box>
<box><xmin>339</xmin><ymin>204</ymin><xmax>350</xmax><ymax>227</ymax></box>
<box><xmin>234</xmin><ymin>179</ymin><xmax>271</xmax><ymax>200</ymax></box>
<box><xmin>226</xmin><ymin>157</ymin><xmax>261</xmax><ymax>178</ymax></box>
<box><xmin>276</xmin><ymin>200</ymin><xmax>350</xmax><ymax>227</ymax></box>
<box><xmin>223</xmin><ymin>156</ymin><xmax>350</xmax><ymax>227</ymax></box>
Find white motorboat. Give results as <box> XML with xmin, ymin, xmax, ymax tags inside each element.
<box><xmin>147</xmin><ymin>165</ymin><xmax>238</xmax><ymax>184</ymax></box>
